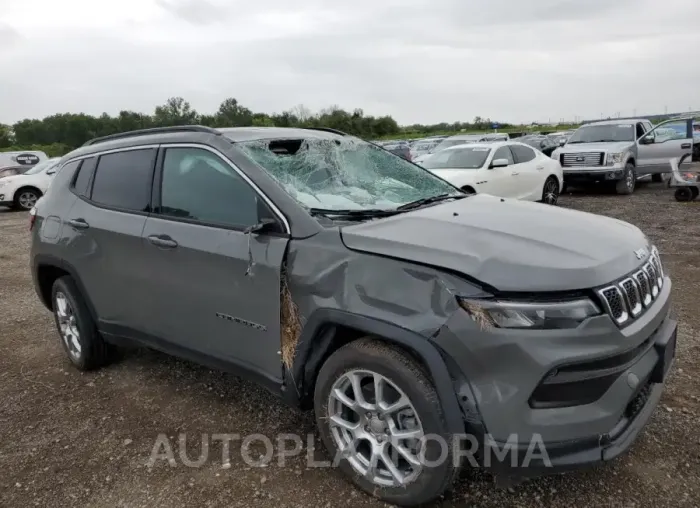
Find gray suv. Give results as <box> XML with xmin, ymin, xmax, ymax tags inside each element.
<box><xmin>30</xmin><ymin>125</ymin><xmax>677</xmax><ymax>506</ymax></box>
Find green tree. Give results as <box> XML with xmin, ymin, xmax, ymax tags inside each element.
<box><xmin>215</xmin><ymin>98</ymin><xmax>253</xmax><ymax>127</ymax></box>
<box><xmin>153</xmin><ymin>97</ymin><xmax>199</xmax><ymax>126</ymax></box>
<box><xmin>0</xmin><ymin>124</ymin><xmax>13</xmax><ymax>148</ymax></box>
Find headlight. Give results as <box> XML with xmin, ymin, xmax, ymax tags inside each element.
<box><xmin>606</xmin><ymin>152</ymin><xmax>624</xmax><ymax>166</ymax></box>
<box><xmin>458</xmin><ymin>298</ymin><xmax>601</xmax><ymax>330</ymax></box>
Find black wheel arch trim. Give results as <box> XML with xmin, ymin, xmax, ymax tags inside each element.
<box><xmin>287</xmin><ymin>308</ymin><xmax>471</xmax><ymax>436</ymax></box>
<box><xmin>13</xmin><ymin>185</ymin><xmax>43</xmax><ymax>201</ymax></box>
<box><xmin>32</xmin><ymin>254</ymin><xmax>98</xmax><ymax>321</ymax></box>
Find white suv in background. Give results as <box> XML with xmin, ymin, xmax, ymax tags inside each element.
<box><xmin>0</xmin><ymin>157</ymin><xmax>61</xmax><ymax>210</ymax></box>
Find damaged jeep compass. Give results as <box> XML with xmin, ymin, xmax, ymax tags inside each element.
<box><xmin>31</xmin><ymin>125</ymin><xmax>677</xmax><ymax>506</ymax></box>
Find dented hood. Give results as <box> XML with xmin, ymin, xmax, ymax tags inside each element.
<box><xmin>339</xmin><ymin>194</ymin><xmax>649</xmax><ymax>292</ymax></box>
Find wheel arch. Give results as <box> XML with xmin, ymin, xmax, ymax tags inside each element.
<box><xmin>33</xmin><ymin>254</ymin><xmax>98</xmax><ymax>320</ymax></box>
<box><xmin>288</xmin><ymin>309</ymin><xmax>469</xmax><ymax>436</ymax></box>
<box><xmin>13</xmin><ymin>185</ymin><xmax>43</xmax><ymax>201</ymax></box>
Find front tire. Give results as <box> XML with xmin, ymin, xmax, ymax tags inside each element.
<box><xmin>51</xmin><ymin>276</ymin><xmax>111</xmax><ymax>370</ymax></box>
<box><xmin>314</xmin><ymin>339</ymin><xmax>459</xmax><ymax>506</ymax></box>
<box><xmin>541</xmin><ymin>176</ymin><xmax>560</xmax><ymax>205</ymax></box>
<box><xmin>615</xmin><ymin>163</ymin><xmax>636</xmax><ymax>195</ymax></box>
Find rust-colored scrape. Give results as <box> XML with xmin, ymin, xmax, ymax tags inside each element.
<box><xmin>280</xmin><ymin>269</ymin><xmax>302</xmax><ymax>370</ymax></box>
<box><xmin>460</xmin><ymin>301</ymin><xmax>494</xmax><ymax>331</ymax></box>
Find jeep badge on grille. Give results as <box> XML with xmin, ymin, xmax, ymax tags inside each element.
<box><xmin>634</xmin><ymin>247</ymin><xmax>648</xmax><ymax>260</ymax></box>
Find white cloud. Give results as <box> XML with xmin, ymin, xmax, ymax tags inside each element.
<box><xmin>1</xmin><ymin>0</ymin><xmax>698</xmax><ymax>125</ymax></box>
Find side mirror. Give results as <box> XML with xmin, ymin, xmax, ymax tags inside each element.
<box><xmin>639</xmin><ymin>136</ymin><xmax>654</xmax><ymax>145</ymax></box>
<box><xmin>558</xmin><ymin>138</ymin><xmax>566</xmax><ymax>146</ymax></box>
<box><xmin>245</xmin><ymin>217</ymin><xmax>280</xmax><ymax>234</ymax></box>
<box><xmin>490</xmin><ymin>158</ymin><xmax>510</xmax><ymax>168</ymax></box>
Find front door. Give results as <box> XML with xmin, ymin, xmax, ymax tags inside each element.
<box><xmin>138</xmin><ymin>145</ymin><xmax>289</xmax><ymax>380</ymax></box>
<box><xmin>482</xmin><ymin>145</ymin><xmax>518</xmax><ymax>197</ymax></box>
<box><xmin>637</xmin><ymin>119</ymin><xmax>693</xmax><ymax>175</ymax></box>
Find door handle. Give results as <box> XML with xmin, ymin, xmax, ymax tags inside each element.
<box><xmin>536</xmin><ymin>166</ymin><xmax>545</xmax><ymax>170</ymax></box>
<box><xmin>147</xmin><ymin>235</ymin><xmax>178</xmax><ymax>249</ymax></box>
<box><xmin>681</xmin><ymin>143</ymin><xmax>691</xmax><ymax>149</ymax></box>
<box><xmin>67</xmin><ymin>218</ymin><xmax>89</xmax><ymax>230</ymax></box>
<box><xmin>511</xmin><ymin>171</ymin><xmax>520</xmax><ymax>176</ymax></box>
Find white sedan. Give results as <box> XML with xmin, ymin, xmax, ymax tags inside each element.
<box><xmin>420</xmin><ymin>142</ymin><xmax>563</xmax><ymax>204</ymax></box>
<box><xmin>0</xmin><ymin>157</ymin><xmax>61</xmax><ymax>210</ymax></box>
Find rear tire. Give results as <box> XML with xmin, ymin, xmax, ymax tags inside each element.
<box><xmin>541</xmin><ymin>176</ymin><xmax>559</xmax><ymax>205</ymax></box>
<box><xmin>13</xmin><ymin>188</ymin><xmax>41</xmax><ymax>211</ymax></box>
<box><xmin>615</xmin><ymin>163</ymin><xmax>636</xmax><ymax>195</ymax></box>
<box><xmin>314</xmin><ymin>339</ymin><xmax>460</xmax><ymax>506</ymax></box>
<box><xmin>51</xmin><ymin>276</ymin><xmax>112</xmax><ymax>370</ymax></box>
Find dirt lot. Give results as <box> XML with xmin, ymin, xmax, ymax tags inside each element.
<box><xmin>1</xmin><ymin>183</ymin><xmax>699</xmax><ymax>508</ymax></box>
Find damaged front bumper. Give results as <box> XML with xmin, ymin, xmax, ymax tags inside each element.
<box><xmin>433</xmin><ymin>278</ymin><xmax>676</xmax><ymax>478</ymax></box>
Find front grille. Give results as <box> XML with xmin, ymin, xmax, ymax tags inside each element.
<box><xmin>560</xmin><ymin>152</ymin><xmax>604</xmax><ymax>167</ymax></box>
<box><xmin>597</xmin><ymin>246</ymin><xmax>665</xmax><ymax>327</ymax></box>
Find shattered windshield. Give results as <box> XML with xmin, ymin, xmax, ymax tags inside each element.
<box><xmin>237</xmin><ymin>137</ymin><xmax>459</xmax><ymax>211</ymax></box>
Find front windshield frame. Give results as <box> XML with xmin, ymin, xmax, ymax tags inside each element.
<box><xmin>567</xmin><ymin>124</ymin><xmax>635</xmax><ymax>143</ymax></box>
<box><xmin>236</xmin><ymin>136</ymin><xmax>462</xmax><ymax>212</ymax></box>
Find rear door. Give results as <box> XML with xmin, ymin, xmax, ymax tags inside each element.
<box><xmin>138</xmin><ymin>144</ymin><xmax>289</xmax><ymax>379</ymax></box>
<box><xmin>637</xmin><ymin>118</ymin><xmax>693</xmax><ymax>175</ymax></box>
<box><xmin>63</xmin><ymin>147</ymin><xmax>156</xmax><ymax>328</ymax></box>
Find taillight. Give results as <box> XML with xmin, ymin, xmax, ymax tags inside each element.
<box><xmin>29</xmin><ymin>207</ymin><xmax>37</xmax><ymax>231</ymax></box>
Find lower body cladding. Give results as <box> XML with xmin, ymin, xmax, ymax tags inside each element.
<box><xmin>433</xmin><ymin>277</ymin><xmax>676</xmax><ymax>477</ymax></box>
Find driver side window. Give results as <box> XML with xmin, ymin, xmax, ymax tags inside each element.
<box><xmin>492</xmin><ymin>146</ymin><xmax>514</xmax><ymax>165</ymax></box>
<box><xmin>645</xmin><ymin>121</ymin><xmax>689</xmax><ymax>144</ymax></box>
<box><xmin>157</xmin><ymin>147</ymin><xmax>264</xmax><ymax>228</ymax></box>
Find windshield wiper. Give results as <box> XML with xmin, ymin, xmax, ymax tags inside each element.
<box><xmin>396</xmin><ymin>193</ymin><xmax>466</xmax><ymax>211</ymax></box>
<box><xmin>308</xmin><ymin>208</ymin><xmax>401</xmax><ymax>220</ymax></box>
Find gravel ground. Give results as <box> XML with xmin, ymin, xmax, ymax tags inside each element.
<box><xmin>1</xmin><ymin>182</ymin><xmax>699</xmax><ymax>508</ymax></box>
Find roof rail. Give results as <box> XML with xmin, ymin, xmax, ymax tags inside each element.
<box><xmin>301</xmin><ymin>126</ymin><xmax>348</xmax><ymax>136</ymax></box>
<box><xmin>82</xmin><ymin>125</ymin><xmax>221</xmax><ymax>147</ymax></box>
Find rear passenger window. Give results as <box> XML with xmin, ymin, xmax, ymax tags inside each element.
<box><xmin>72</xmin><ymin>158</ymin><xmax>96</xmax><ymax>197</ymax></box>
<box><xmin>91</xmin><ymin>149</ymin><xmax>156</xmax><ymax>212</ymax></box>
<box><xmin>510</xmin><ymin>145</ymin><xmax>536</xmax><ymax>164</ymax></box>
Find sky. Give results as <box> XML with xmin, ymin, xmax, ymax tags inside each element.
<box><xmin>1</xmin><ymin>0</ymin><xmax>699</xmax><ymax>126</ymax></box>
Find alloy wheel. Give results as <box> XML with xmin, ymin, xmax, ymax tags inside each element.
<box><xmin>18</xmin><ymin>191</ymin><xmax>38</xmax><ymax>210</ymax></box>
<box><xmin>55</xmin><ymin>292</ymin><xmax>82</xmax><ymax>360</ymax></box>
<box><xmin>327</xmin><ymin>370</ymin><xmax>424</xmax><ymax>487</ymax></box>
<box><xmin>626</xmin><ymin>167</ymin><xmax>635</xmax><ymax>192</ymax></box>
<box><xmin>543</xmin><ymin>179</ymin><xmax>559</xmax><ymax>205</ymax></box>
